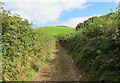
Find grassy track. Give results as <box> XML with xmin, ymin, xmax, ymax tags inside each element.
<box><xmin>33</xmin><ymin>43</ymin><xmax>87</xmax><ymax>81</ymax></box>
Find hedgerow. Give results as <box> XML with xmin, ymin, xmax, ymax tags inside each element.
<box><xmin>59</xmin><ymin>9</ymin><xmax>120</xmax><ymax>81</ymax></box>
<box><xmin>1</xmin><ymin>2</ymin><xmax>55</xmax><ymax>81</ymax></box>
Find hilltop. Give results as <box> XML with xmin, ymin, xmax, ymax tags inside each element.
<box><xmin>39</xmin><ymin>26</ymin><xmax>76</xmax><ymax>36</ymax></box>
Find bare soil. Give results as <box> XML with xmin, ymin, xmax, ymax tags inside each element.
<box><xmin>33</xmin><ymin>43</ymin><xmax>87</xmax><ymax>81</ymax></box>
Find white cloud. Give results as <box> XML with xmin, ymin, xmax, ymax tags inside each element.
<box><xmin>117</xmin><ymin>0</ymin><xmax>119</xmax><ymax>3</ymax></box>
<box><xmin>60</xmin><ymin>15</ymin><xmax>101</xmax><ymax>28</ymax></box>
<box><xmin>60</xmin><ymin>16</ymin><xmax>91</xmax><ymax>28</ymax></box>
<box><xmin>1</xmin><ymin>0</ymin><xmax>117</xmax><ymax>2</ymax></box>
<box><xmin>2</xmin><ymin>0</ymin><xmax>87</xmax><ymax>24</ymax></box>
<box><xmin>86</xmin><ymin>0</ymin><xmax>117</xmax><ymax>2</ymax></box>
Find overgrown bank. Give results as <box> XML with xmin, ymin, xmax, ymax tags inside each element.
<box><xmin>59</xmin><ymin>11</ymin><xmax>120</xmax><ymax>81</ymax></box>
<box><xmin>1</xmin><ymin>6</ymin><xmax>55</xmax><ymax>81</ymax></box>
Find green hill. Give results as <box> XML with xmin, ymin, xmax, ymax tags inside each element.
<box><xmin>39</xmin><ymin>26</ymin><xmax>76</xmax><ymax>36</ymax></box>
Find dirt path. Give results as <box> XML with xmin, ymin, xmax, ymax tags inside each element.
<box><xmin>33</xmin><ymin>43</ymin><xmax>87</xmax><ymax>81</ymax></box>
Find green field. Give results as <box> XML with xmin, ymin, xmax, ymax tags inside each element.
<box><xmin>40</xmin><ymin>26</ymin><xmax>76</xmax><ymax>36</ymax></box>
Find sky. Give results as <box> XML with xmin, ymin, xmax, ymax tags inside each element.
<box><xmin>1</xmin><ymin>0</ymin><xmax>118</xmax><ymax>28</ymax></box>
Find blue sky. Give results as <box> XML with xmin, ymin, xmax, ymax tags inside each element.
<box><xmin>2</xmin><ymin>0</ymin><xmax>118</xmax><ymax>28</ymax></box>
<box><xmin>41</xmin><ymin>2</ymin><xmax>117</xmax><ymax>27</ymax></box>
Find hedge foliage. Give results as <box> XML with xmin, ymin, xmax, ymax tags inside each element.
<box><xmin>1</xmin><ymin>4</ymin><xmax>55</xmax><ymax>81</ymax></box>
<box><xmin>59</xmin><ymin>10</ymin><xmax>120</xmax><ymax>81</ymax></box>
